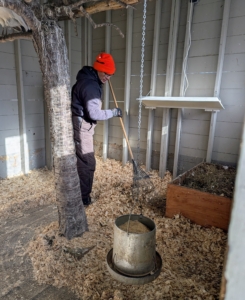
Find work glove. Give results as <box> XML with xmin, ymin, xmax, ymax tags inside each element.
<box><xmin>112</xmin><ymin>108</ymin><xmax>123</xmax><ymax>117</ymax></box>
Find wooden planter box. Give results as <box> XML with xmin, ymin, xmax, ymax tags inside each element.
<box><xmin>166</xmin><ymin>163</ymin><xmax>233</xmax><ymax>231</ymax></box>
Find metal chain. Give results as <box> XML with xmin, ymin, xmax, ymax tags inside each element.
<box><xmin>135</xmin><ymin>0</ymin><xmax>147</xmax><ymax>215</ymax></box>
<box><xmin>137</xmin><ymin>0</ymin><xmax>147</xmax><ymax>164</ymax></box>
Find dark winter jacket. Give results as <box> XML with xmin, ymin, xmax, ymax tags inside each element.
<box><xmin>71</xmin><ymin>66</ymin><xmax>113</xmax><ymax>124</ymax></box>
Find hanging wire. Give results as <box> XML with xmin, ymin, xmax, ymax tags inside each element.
<box><xmin>183</xmin><ymin>1</ymin><xmax>194</xmax><ymax>96</ymax></box>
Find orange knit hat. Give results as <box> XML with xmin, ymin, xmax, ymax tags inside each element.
<box><xmin>93</xmin><ymin>53</ymin><xmax>116</xmax><ymax>75</ymax></box>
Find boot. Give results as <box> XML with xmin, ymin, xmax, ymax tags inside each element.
<box><xmin>83</xmin><ymin>196</ymin><xmax>92</xmax><ymax>207</ymax></box>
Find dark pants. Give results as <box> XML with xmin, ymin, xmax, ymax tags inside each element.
<box><xmin>72</xmin><ymin>116</ymin><xmax>96</xmax><ymax>199</ymax></box>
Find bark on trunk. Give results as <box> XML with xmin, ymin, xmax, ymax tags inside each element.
<box><xmin>31</xmin><ymin>20</ymin><xmax>88</xmax><ymax>239</ymax></box>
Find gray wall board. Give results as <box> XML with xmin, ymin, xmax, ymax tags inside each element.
<box><xmin>191</xmin><ymin>20</ymin><xmax>222</xmax><ymax>40</ymax></box>
<box><xmin>180</xmin><ymin>133</ymin><xmax>209</xmax><ymax>151</ymax></box>
<box><xmin>0</xmin><ymin>69</ymin><xmax>16</xmax><ymax>85</ymax></box>
<box><xmin>219</xmin><ymin>88</ymin><xmax>245</xmax><ymax>105</ymax></box>
<box><xmin>22</xmin><ymin>71</ymin><xmax>43</xmax><ymax>86</ymax></box>
<box><xmin>213</xmin><ymin>136</ymin><xmax>240</xmax><ymax>155</ymax></box>
<box><xmin>109</xmin><ymin>125</ymin><xmax>123</xmax><ymax>141</ymax></box>
<box><xmin>223</xmin><ymin>53</ymin><xmax>245</xmax><ymax>71</ymax></box>
<box><xmin>21</xmin><ymin>56</ymin><xmax>40</xmax><ymax>73</ymax></box>
<box><xmin>227</xmin><ymin>16</ymin><xmax>245</xmax><ymax>36</ymax></box>
<box><xmin>217</xmin><ymin>105</ymin><xmax>245</xmax><ymax>123</ymax></box>
<box><xmin>71</xmin><ymin>36</ymin><xmax>82</xmax><ymax>52</ymax></box>
<box><xmin>71</xmin><ymin>50</ymin><xmax>82</xmax><ymax>64</ymax></box>
<box><xmin>182</xmin><ymin>109</ymin><xmax>211</xmax><ymax>121</ymax></box>
<box><xmin>189</xmin><ymin>38</ymin><xmax>220</xmax><ymax>57</ymax></box>
<box><xmin>28</xmin><ymin>147</ymin><xmax>45</xmax><ymax>170</ymax></box>
<box><xmin>0</xmin><ymin>115</ymin><xmax>19</xmax><ymax>131</ymax></box>
<box><xmin>23</xmin><ymin>86</ymin><xmax>44</xmax><ymax>100</ymax></box>
<box><xmin>181</xmin><ymin>87</ymin><xmax>215</xmax><ymax>97</ymax></box>
<box><xmin>20</xmin><ymin>40</ymin><xmax>37</xmax><ymax>57</ymax></box>
<box><xmin>25</xmin><ymin>114</ymin><xmax>44</xmax><ymax>129</ymax></box>
<box><xmin>182</xmin><ymin>73</ymin><xmax>216</xmax><ymax>90</ymax></box>
<box><xmin>94</xmin><ymin>133</ymin><xmax>103</xmax><ymax>143</ymax></box>
<box><xmin>0</xmin><ymin>129</ymin><xmax>19</xmax><ymax>144</ymax></box>
<box><xmin>0</xmin><ymin>52</ymin><xmax>16</xmax><ymax>69</ymax></box>
<box><xmin>71</xmin><ymin>64</ymin><xmax>80</xmax><ymax>85</ymax></box>
<box><xmin>180</xmin><ymin>146</ymin><xmax>206</xmax><ymax>159</ymax></box>
<box><xmin>0</xmin><ymin>156</ymin><xmax>21</xmax><ymax>178</ymax></box>
<box><xmin>193</xmin><ymin>1</ymin><xmax>223</xmax><ymax>23</ymax></box>
<box><xmin>27</xmin><ymin>139</ymin><xmax>45</xmax><ymax>151</ymax></box>
<box><xmin>92</xmin><ymin>39</ymin><xmax>106</xmax><ymax>52</ymax></box>
<box><xmin>181</xmin><ymin>119</ymin><xmax>210</xmax><ymax>135</ymax></box>
<box><xmin>0</xmin><ymin>41</ymin><xmax>14</xmax><ymax>54</ymax></box>
<box><xmin>221</xmin><ymin>71</ymin><xmax>245</xmax><ymax>89</ymax></box>
<box><xmin>229</xmin><ymin>0</ymin><xmax>245</xmax><ymax>18</ymax></box>
<box><xmin>212</xmin><ymin>151</ymin><xmax>238</xmax><ymax>164</ymax></box>
<box><xmin>25</xmin><ymin>99</ymin><xmax>44</xmax><ymax>115</ymax></box>
<box><xmin>71</xmin><ymin>23</ymin><xmax>81</xmax><ymax>38</ymax></box>
<box><xmin>0</xmin><ymin>131</ymin><xmax>20</xmax><ymax>150</ymax></box>
<box><xmin>187</xmin><ymin>56</ymin><xmax>218</xmax><ymax>73</ymax></box>
<box><xmin>26</xmin><ymin>127</ymin><xmax>45</xmax><ymax>142</ymax></box>
<box><xmin>0</xmin><ymin>100</ymin><xmax>18</xmax><ymax>115</ymax></box>
<box><xmin>225</xmin><ymin>35</ymin><xmax>245</xmax><ymax>54</ymax></box>
<box><xmin>0</xmin><ymin>144</ymin><xmax>20</xmax><ymax>156</ymax></box>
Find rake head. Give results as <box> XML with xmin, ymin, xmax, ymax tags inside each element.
<box><xmin>132</xmin><ymin>159</ymin><xmax>154</xmax><ymax>202</ymax></box>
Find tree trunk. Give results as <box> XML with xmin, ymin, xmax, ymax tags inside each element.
<box><xmin>32</xmin><ymin>20</ymin><xmax>88</xmax><ymax>239</ymax></box>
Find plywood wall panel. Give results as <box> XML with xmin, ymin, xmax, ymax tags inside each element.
<box><xmin>0</xmin><ymin>69</ymin><xmax>16</xmax><ymax>85</ymax></box>
<box><xmin>26</xmin><ymin>127</ymin><xmax>45</xmax><ymax>142</ymax></box>
<box><xmin>25</xmin><ymin>99</ymin><xmax>44</xmax><ymax>115</ymax></box>
<box><xmin>0</xmin><ymin>52</ymin><xmax>15</xmax><ymax>69</ymax></box>
<box><xmin>0</xmin><ymin>100</ymin><xmax>18</xmax><ymax>115</ymax></box>
<box><xmin>215</xmin><ymin>121</ymin><xmax>243</xmax><ymax>139</ymax></box>
<box><xmin>22</xmin><ymin>71</ymin><xmax>43</xmax><ymax>86</ymax></box>
<box><xmin>0</xmin><ymin>85</ymin><xmax>17</xmax><ymax>100</ymax></box>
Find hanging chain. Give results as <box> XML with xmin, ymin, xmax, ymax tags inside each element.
<box><xmin>134</xmin><ymin>0</ymin><xmax>147</xmax><ymax>215</ymax></box>
<box><xmin>137</xmin><ymin>0</ymin><xmax>147</xmax><ymax>165</ymax></box>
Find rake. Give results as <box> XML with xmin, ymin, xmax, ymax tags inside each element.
<box><xmin>108</xmin><ymin>80</ymin><xmax>154</xmax><ymax>200</ymax></box>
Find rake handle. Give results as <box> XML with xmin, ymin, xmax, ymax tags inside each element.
<box><xmin>108</xmin><ymin>80</ymin><xmax>134</xmax><ymax>161</ymax></box>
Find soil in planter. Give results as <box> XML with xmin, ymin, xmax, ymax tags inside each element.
<box><xmin>181</xmin><ymin>163</ymin><xmax>236</xmax><ymax>198</ymax></box>
<box><xmin>119</xmin><ymin>220</ymin><xmax>151</xmax><ymax>233</ymax></box>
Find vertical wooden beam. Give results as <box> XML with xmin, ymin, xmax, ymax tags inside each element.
<box><xmin>159</xmin><ymin>0</ymin><xmax>180</xmax><ymax>177</ymax></box>
<box><xmin>122</xmin><ymin>8</ymin><xmax>133</xmax><ymax>166</ymax></box>
<box><xmin>206</xmin><ymin>0</ymin><xmax>231</xmax><ymax>162</ymax></box>
<box><xmin>145</xmin><ymin>0</ymin><xmax>162</xmax><ymax>171</ymax></box>
<box><xmin>103</xmin><ymin>11</ymin><xmax>112</xmax><ymax>161</ymax></box>
<box><xmin>14</xmin><ymin>40</ymin><xmax>29</xmax><ymax>174</ymax></box>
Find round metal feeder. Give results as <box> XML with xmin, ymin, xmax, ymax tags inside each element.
<box><xmin>113</xmin><ymin>214</ymin><xmax>156</xmax><ymax>276</ymax></box>
<box><xmin>106</xmin><ymin>214</ymin><xmax>162</xmax><ymax>284</ymax></box>
<box><xmin>106</xmin><ymin>248</ymin><xmax>162</xmax><ymax>285</ymax></box>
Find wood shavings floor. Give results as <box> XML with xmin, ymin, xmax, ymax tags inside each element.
<box><xmin>1</xmin><ymin>156</ymin><xmax>227</xmax><ymax>299</ymax></box>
